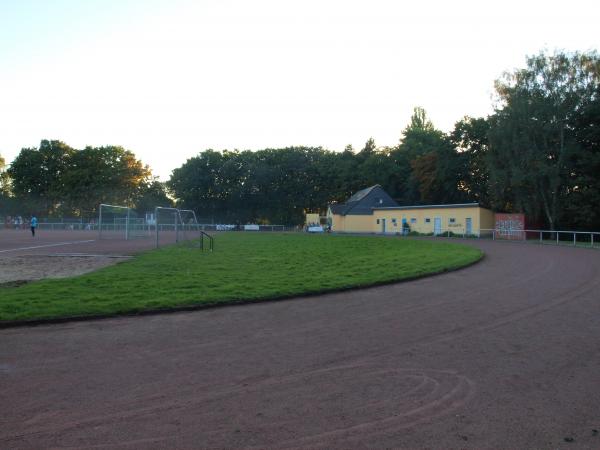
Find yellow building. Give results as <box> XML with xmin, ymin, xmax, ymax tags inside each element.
<box><xmin>327</xmin><ymin>185</ymin><xmax>399</xmax><ymax>233</ymax></box>
<box><xmin>305</xmin><ymin>213</ymin><xmax>321</xmax><ymax>226</ymax></box>
<box><xmin>328</xmin><ymin>185</ymin><xmax>494</xmax><ymax>235</ymax></box>
<box><xmin>372</xmin><ymin>204</ymin><xmax>494</xmax><ymax>235</ymax></box>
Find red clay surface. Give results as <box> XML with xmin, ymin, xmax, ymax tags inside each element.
<box><xmin>1</xmin><ymin>240</ymin><xmax>600</xmax><ymax>448</ymax></box>
<box><xmin>0</xmin><ymin>229</ymin><xmax>191</xmax><ymax>283</ymax></box>
<box><xmin>0</xmin><ymin>229</ymin><xmax>168</xmax><ymax>256</ymax></box>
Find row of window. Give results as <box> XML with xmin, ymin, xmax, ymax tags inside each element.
<box><xmin>378</xmin><ymin>217</ymin><xmax>458</xmax><ymax>225</ymax></box>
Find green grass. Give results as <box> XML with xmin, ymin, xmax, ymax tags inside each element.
<box><xmin>0</xmin><ymin>233</ymin><xmax>482</xmax><ymax>323</ymax></box>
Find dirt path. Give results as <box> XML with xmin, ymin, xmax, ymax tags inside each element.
<box><xmin>1</xmin><ymin>240</ymin><xmax>599</xmax><ymax>448</ymax></box>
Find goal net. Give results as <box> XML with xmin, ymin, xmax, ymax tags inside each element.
<box><xmin>154</xmin><ymin>206</ymin><xmax>202</xmax><ymax>247</ymax></box>
<box><xmin>98</xmin><ymin>204</ymin><xmax>150</xmax><ymax>240</ymax></box>
<box><xmin>178</xmin><ymin>209</ymin><xmax>202</xmax><ymax>241</ymax></box>
<box><xmin>98</xmin><ymin>204</ymin><xmax>205</xmax><ymax>247</ymax></box>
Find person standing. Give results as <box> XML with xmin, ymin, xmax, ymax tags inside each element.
<box><xmin>30</xmin><ymin>215</ymin><xmax>38</xmax><ymax>237</ymax></box>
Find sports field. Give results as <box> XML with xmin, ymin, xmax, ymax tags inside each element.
<box><xmin>2</xmin><ymin>239</ymin><xmax>600</xmax><ymax>448</ymax></box>
<box><xmin>0</xmin><ymin>232</ymin><xmax>481</xmax><ymax>324</ymax></box>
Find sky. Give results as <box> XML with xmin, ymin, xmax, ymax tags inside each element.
<box><xmin>0</xmin><ymin>0</ymin><xmax>599</xmax><ymax>180</ymax></box>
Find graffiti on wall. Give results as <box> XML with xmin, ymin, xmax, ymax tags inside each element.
<box><xmin>495</xmin><ymin>213</ymin><xmax>526</xmax><ymax>240</ymax></box>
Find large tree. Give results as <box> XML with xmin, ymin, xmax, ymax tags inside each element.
<box><xmin>0</xmin><ymin>153</ymin><xmax>7</xmax><ymax>195</ymax></box>
<box><xmin>564</xmin><ymin>81</ymin><xmax>600</xmax><ymax>230</ymax></box>
<box><xmin>7</xmin><ymin>140</ymin><xmax>75</xmax><ymax>214</ymax></box>
<box><xmin>134</xmin><ymin>179</ymin><xmax>173</xmax><ymax>214</ymax></box>
<box><xmin>168</xmin><ymin>150</ymin><xmax>238</xmax><ymax>222</ymax></box>
<box><xmin>488</xmin><ymin>50</ymin><xmax>600</xmax><ymax>229</ymax></box>
<box><xmin>392</xmin><ymin>107</ymin><xmax>466</xmax><ymax>204</ymax></box>
<box><xmin>7</xmin><ymin>141</ymin><xmax>151</xmax><ymax>217</ymax></box>
<box><xmin>62</xmin><ymin>145</ymin><xmax>151</xmax><ymax>216</ymax></box>
<box><xmin>169</xmin><ymin>147</ymin><xmax>356</xmax><ymax>224</ymax></box>
<box><xmin>0</xmin><ymin>153</ymin><xmax>15</xmax><ymax>214</ymax></box>
<box><xmin>450</xmin><ymin>116</ymin><xmax>491</xmax><ymax>206</ymax></box>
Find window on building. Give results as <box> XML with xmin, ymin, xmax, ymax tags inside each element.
<box><xmin>410</xmin><ymin>218</ymin><xmax>417</xmax><ymax>224</ymax></box>
<box><xmin>425</xmin><ymin>218</ymin><xmax>431</xmax><ymax>223</ymax></box>
<box><xmin>391</xmin><ymin>218</ymin><xmax>397</xmax><ymax>224</ymax></box>
<box><xmin>449</xmin><ymin>218</ymin><xmax>456</xmax><ymax>224</ymax></box>
<box><xmin>376</xmin><ymin>219</ymin><xmax>380</xmax><ymax>224</ymax></box>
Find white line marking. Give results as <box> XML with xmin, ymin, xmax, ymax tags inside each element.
<box><xmin>0</xmin><ymin>240</ymin><xmax>96</xmax><ymax>254</ymax></box>
<box><xmin>45</xmin><ymin>253</ymin><xmax>132</xmax><ymax>258</ymax></box>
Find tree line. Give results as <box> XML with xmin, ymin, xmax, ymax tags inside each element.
<box><xmin>169</xmin><ymin>51</ymin><xmax>600</xmax><ymax>230</ymax></box>
<box><xmin>0</xmin><ymin>140</ymin><xmax>171</xmax><ymax>219</ymax></box>
<box><xmin>1</xmin><ymin>50</ymin><xmax>599</xmax><ymax>230</ymax></box>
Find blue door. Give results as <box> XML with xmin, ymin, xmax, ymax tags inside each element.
<box><xmin>434</xmin><ymin>217</ymin><xmax>442</xmax><ymax>235</ymax></box>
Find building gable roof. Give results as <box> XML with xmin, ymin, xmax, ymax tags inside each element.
<box><xmin>373</xmin><ymin>202</ymin><xmax>484</xmax><ymax>211</ymax></box>
<box><xmin>329</xmin><ymin>185</ymin><xmax>398</xmax><ymax>216</ymax></box>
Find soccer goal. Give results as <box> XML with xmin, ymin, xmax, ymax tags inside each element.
<box><xmin>98</xmin><ymin>204</ymin><xmax>150</xmax><ymax>240</ymax></box>
<box><xmin>154</xmin><ymin>206</ymin><xmax>202</xmax><ymax>247</ymax></box>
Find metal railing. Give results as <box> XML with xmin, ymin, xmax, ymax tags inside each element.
<box><xmin>199</xmin><ymin>231</ymin><xmax>214</xmax><ymax>252</ymax></box>
<box><xmin>479</xmin><ymin>228</ymin><xmax>600</xmax><ymax>248</ymax></box>
<box><xmin>377</xmin><ymin>227</ymin><xmax>600</xmax><ymax>249</ymax></box>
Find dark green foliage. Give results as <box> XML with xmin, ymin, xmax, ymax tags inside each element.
<box><xmin>62</xmin><ymin>145</ymin><xmax>151</xmax><ymax>216</ymax></box>
<box><xmin>450</xmin><ymin>117</ymin><xmax>491</xmax><ymax>206</ymax></box>
<box><xmin>168</xmin><ymin>109</ymin><xmax>475</xmax><ymax>225</ymax></box>
<box><xmin>2</xmin><ymin>51</ymin><xmax>599</xmax><ymax>230</ymax></box>
<box><xmin>0</xmin><ymin>153</ymin><xmax>16</xmax><ymax>215</ymax></box>
<box><xmin>0</xmin><ymin>153</ymin><xmax>5</xmax><ymax>186</ymax></box>
<box><xmin>0</xmin><ymin>153</ymin><xmax>8</xmax><ymax>198</ymax></box>
<box><xmin>487</xmin><ymin>50</ymin><xmax>600</xmax><ymax>230</ymax></box>
<box><xmin>134</xmin><ymin>180</ymin><xmax>173</xmax><ymax>214</ymax></box>
<box><xmin>8</xmin><ymin>140</ymin><xmax>75</xmax><ymax>214</ymax></box>
<box><xmin>372</xmin><ymin>108</ymin><xmax>466</xmax><ymax>205</ymax></box>
<box><xmin>169</xmin><ymin>146</ymin><xmax>370</xmax><ymax>224</ymax></box>
<box><xmin>168</xmin><ymin>148</ymin><xmax>340</xmax><ymax>224</ymax></box>
<box><xmin>6</xmin><ymin>141</ymin><xmax>151</xmax><ymax>217</ymax></box>
<box><xmin>563</xmin><ymin>83</ymin><xmax>600</xmax><ymax>230</ymax></box>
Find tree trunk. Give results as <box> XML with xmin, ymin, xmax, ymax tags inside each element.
<box><xmin>539</xmin><ymin>188</ymin><xmax>555</xmax><ymax>231</ymax></box>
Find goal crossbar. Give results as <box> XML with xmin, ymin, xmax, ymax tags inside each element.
<box><xmin>99</xmin><ymin>204</ymin><xmax>135</xmax><ymax>240</ymax></box>
<box><xmin>154</xmin><ymin>206</ymin><xmax>202</xmax><ymax>248</ymax></box>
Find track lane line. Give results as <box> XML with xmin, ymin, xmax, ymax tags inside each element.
<box><xmin>0</xmin><ymin>240</ymin><xmax>96</xmax><ymax>254</ymax></box>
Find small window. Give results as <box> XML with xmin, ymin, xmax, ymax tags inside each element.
<box><xmin>449</xmin><ymin>218</ymin><xmax>456</xmax><ymax>224</ymax></box>
<box><xmin>410</xmin><ymin>218</ymin><xmax>417</xmax><ymax>224</ymax></box>
<box><xmin>376</xmin><ymin>219</ymin><xmax>380</xmax><ymax>224</ymax></box>
<box><xmin>425</xmin><ymin>218</ymin><xmax>431</xmax><ymax>223</ymax></box>
<box><xmin>391</xmin><ymin>218</ymin><xmax>397</xmax><ymax>224</ymax></box>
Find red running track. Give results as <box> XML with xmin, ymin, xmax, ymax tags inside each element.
<box><xmin>1</xmin><ymin>240</ymin><xmax>600</xmax><ymax>448</ymax></box>
<box><xmin>0</xmin><ymin>229</ymin><xmax>183</xmax><ymax>256</ymax></box>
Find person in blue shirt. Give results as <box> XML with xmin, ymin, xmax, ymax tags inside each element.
<box><xmin>30</xmin><ymin>215</ymin><xmax>38</xmax><ymax>237</ymax></box>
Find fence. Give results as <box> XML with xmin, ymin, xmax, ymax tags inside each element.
<box><xmin>479</xmin><ymin>228</ymin><xmax>600</xmax><ymax>248</ymax></box>
<box><xmin>0</xmin><ymin>221</ymin><xmax>298</xmax><ymax>233</ymax></box>
<box><xmin>5</xmin><ymin>215</ymin><xmax>115</xmax><ymax>232</ymax></box>
<box><xmin>162</xmin><ymin>224</ymin><xmax>295</xmax><ymax>232</ymax></box>
<box><xmin>389</xmin><ymin>227</ymin><xmax>600</xmax><ymax>249</ymax></box>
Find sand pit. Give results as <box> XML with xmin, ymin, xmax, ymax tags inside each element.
<box><xmin>0</xmin><ymin>254</ymin><xmax>129</xmax><ymax>284</ymax></box>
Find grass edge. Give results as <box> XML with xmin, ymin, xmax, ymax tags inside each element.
<box><xmin>0</xmin><ymin>250</ymin><xmax>484</xmax><ymax>329</ymax></box>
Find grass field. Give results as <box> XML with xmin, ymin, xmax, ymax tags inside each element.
<box><xmin>0</xmin><ymin>233</ymin><xmax>482</xmax><ymax>323</ymax></box>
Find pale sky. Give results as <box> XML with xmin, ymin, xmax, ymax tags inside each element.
<box><xmin>1</xmin><ymin>0</ymin><xmax>598</xmax><ymax>180</ymax></box>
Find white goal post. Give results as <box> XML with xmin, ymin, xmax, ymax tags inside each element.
<box><xmin>98</xmin><ymin>204</ymin><xmax>204</xmax><ymax>247</ymax></box>
<box><xmin>98</xmin><ymin>204</ymin><xmax>140</xmax><ymax>240</ymax></box>
<box><xmin>154</xmin><ymin>206</ymin><xmax>202</xmax><ymax>248</ymax></box>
